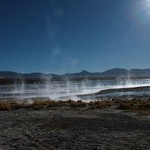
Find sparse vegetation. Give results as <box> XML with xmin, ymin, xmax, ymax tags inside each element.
<box><xmin>115</xmin><ymin>99</ymin><xmax>150</xmax><ymax>111</ymax></box>
<box><xmin>89</xmin><ymin>100</ymin><xmax>111</xmax><ymax>109</ymax></box>
<box><xmin>0</xmin><ymin>98</ymin><xmax>149</xmax><ymax>112</ymax></box>
<box><xmin>0</xmin><ymin>98</ymin><xmax>149</xmax><ymax>150</ymax></box>
<box><xmin>0</xmin><ymin>101</ymin><xmax>11</xmax><ymax>111</ymax></box>
<box><xmin>69</xmin><ymin>100</ymin><xmax>87</xmax><ymax>108</ymax></box>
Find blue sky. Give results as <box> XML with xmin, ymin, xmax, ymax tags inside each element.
<box><xmin>0</xmin><ymin>0</ymin><xmax>150</xmax><ymax>74</ymax></box>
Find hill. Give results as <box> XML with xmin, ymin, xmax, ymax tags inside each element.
<box><xmin>0</xmin><ymin>68</ymin><xmax>150</xmax><ymax>84</ymax></box>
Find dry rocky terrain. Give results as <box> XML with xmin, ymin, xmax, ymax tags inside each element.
<box><xmin>0</xmin><ymin>99</ymin><xmax>149</xmax><ymax>150</ymax></box>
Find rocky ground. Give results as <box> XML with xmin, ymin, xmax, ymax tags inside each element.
<box><xmin>0</xmin><ymin>103</ymin><xmax>149</xmax><ymax>150</ymax></box>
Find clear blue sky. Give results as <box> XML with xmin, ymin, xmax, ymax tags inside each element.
<box><xmin>0</xmin><ymin>0</ymin><xmax>150</xmax><ymax>74</ymax></box>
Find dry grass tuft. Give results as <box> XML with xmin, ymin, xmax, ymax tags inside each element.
<box><xmin>116</xmin><ymin>99</ymin><xmax>150</xmax><ymax>111</ymax></box>
<box><xmin>0</xmin><ymin>98</ymin><xmax>149</xmax><ymax>111</ymax></box>
<box><xmin>32</xmin><ymin>100</ymin><xmax>58</xmax><ymax>109</ymax></box>
<box><xmin>0</xmin><ymin>101</ymin><xmax>11</xmax><ymax>111</ymax></box>
<box><xmin>32</xmin><ymin>100</ymin><xmax>47</xmax><ymax>109</ymax></box>
<box><xmin>69</xmin><ymin>100</ymin><xmax>87</xmax><ymax>108</ymax></box>
<box><xmin>0</xmin><ymin>100</ymin><xmax>26</xmax><ymax>111</ymax></box>
<box><xmin>137</xmin><ymin>101</ymin><xmax>150</xmax><ymax>110</ymax></box>
<box><xmin>88</xmin><ymin>100</ymin><xmax>111</xmax><ymax>109</ymax></box>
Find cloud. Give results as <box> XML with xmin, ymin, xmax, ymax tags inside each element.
<box><xmin>52</xmin><ymin>46</ymin><xmax>61</xmax><ymax>56</ymax></box>
<box><xmin>62</xmin><ymin>57</ymin><xmax>79</xmax><ymax>73</ymax></box>
<box><xmin>51</xmin><ymin>46</ymin><xmax>61</xmax><ymax>62</ymax></box>
<box><xmin>46</xmin><ymin>7</ymin><xmax>64</xmax><ymax>40</ymax></box>
<box><xmin>54</xmin><ymin>8</ymin><xmax>64</xmax><ymax>17</ymax></box>
<box><xmin>46</xmin><ymin>16</ymin><xmax>57</xmax><ymax>40</ymax></box>
<box><xmin>49</xmin><ymin>46</ymin><xmax>79</xmax><ymax>74</ymax></box>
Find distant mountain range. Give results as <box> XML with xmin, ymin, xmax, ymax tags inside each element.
<box><xmin>0</xmin><ymin>68</ymin><xmax>150</xmax><ymax>84</ymax></box>
<box><xmin>63</xmin><ymin>68</ymin><xmax>150</xmax><ymax>78</ymax></box>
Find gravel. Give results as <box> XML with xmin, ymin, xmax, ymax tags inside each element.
<box><xmin>0</xmin><ymin>108</ymin><xmax>149</xmax><ymax>150</ymax></box>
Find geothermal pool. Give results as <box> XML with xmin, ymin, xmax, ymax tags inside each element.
<box><xmin>0</xmin><ymin>78</ymin><xmax>150</xmax><ymax>100</ymax></box>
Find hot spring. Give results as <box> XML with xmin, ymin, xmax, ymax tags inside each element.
<box><xmin>0</xmin><ymin>78</ymin><xmax>150</xmax><ymax>101</ymax></box>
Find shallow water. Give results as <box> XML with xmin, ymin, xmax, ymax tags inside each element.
<box><xmin>0</xmin><ymin>78</ymin><xmax>150</xmax><ymax>100</ymax></box>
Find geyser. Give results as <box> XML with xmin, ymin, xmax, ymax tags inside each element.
<box><xmin>0</xmin><ymin>78</ymin><xmax>150</xmax><ymax>100</ymax></box>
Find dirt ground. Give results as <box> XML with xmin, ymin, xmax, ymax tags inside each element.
<box><xmin>0</xmin><ymin>106</ymin><xmax>149</xmax><ymax>150</ymax></box>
